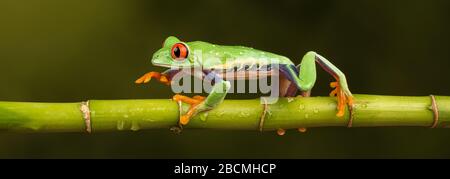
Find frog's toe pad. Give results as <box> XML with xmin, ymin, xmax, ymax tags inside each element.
<box><xmin>180</xmin><ymin>115</ymin><xmax>190</xmax><ymax>125</ymax></box>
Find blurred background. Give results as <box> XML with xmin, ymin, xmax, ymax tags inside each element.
<box><xmin>0</xmin><ymin>0</ymin><xmax>449</xmax><ymax>158</ymax></box>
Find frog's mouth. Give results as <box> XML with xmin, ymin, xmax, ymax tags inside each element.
<box><xmin>152</xmin><ymin>62</ymin><xmax>196</xmax><ymax>69</ymax></box>
<box><xmin>152</xmin><ymin>63</ymin><xmax>172</xmax><ymax>68</ymax></box>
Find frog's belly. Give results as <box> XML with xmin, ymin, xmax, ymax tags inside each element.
<box><xmin>217</xmin><ymin>70</ymin><xmax>277</xmax><ymax>80</ymax></box>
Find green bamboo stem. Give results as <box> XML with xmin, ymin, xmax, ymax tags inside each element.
<box><xmin>0</xmin><ymin>94</ymin><xmax>449</xmax><ymax>133</ymax></box>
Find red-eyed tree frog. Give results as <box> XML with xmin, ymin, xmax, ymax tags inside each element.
<box><xmin>136</xmin><ymin>36</ymin><xmax>354</xmax><ymax>133</ymax></box>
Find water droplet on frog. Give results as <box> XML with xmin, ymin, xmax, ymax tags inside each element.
<box><xmin>313</xmin><ymin>109</ymin><xmax>319</xmax><ymax>113</ymax></box>
<box><xmin>131</xmin><ymin>121</ymin><xmax>140</xmax><ymax>131</ymax></box>
<box><xmin>117</xmin><ymin>120</ymin><xmax>125</xmax><ymax>131</ymax></box>
<box><xmin>215</xmin><ymin>52</ymin><xmax>220</xmax><ymax>56</ymax></box>
<box><xmin>123</xmin><ymin>114</ymin><xmax>129</xmax><ymax>118</ymax></box>
<box><xmin>361</xmin><ymin>104</ymin><xmax>368</xmax><ymax>108</ymax></box>
<box><xmin>304</xmin><ymin>114</ymin><xmax>309</xmax><ymax>119</ymax></box>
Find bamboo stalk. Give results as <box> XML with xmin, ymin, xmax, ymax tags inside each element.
<box><xmin>0</xmin><ymin>94</ymin><xmax>449</xmax><ymax>133</ymax></box>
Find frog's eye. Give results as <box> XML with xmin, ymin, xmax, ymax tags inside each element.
<box><xmin>171</xmin><ymin>43</ymin><xmax>189</xmax><ymax>61</ymax></box>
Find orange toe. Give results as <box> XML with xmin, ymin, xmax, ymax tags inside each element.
<box><xmin>330</xmin><ymin>82</ymin><xmax>338</xmax><ymax>88</ymax></box>
<box><xmin>135</xmin><ymin>77</ymin><xmax>144</xmax><ymax>84</ymax></box>
<box><xmin>180</xmin><ymin>115</ymin><xmax>190</xmax><ymax>125</ymax></box>
<box><xmin>347</xmin><ymin>96</ymin><xmax>354</xmax><ymax>106</ymax></box>
<box><xmin>277</xmin><ymin>128</ymin><xmax>286</xmax><ymax>136</ymax></box>
<box><xmin>330</xmin><ymin>80</ymin><xmax>352</xmax><ymax>117</ymax></box>
<box><xmin>173</xmin><ymin>94</ymin><xmax>206</xmax><ymax>126</ymax></box>
<box><xmin>336</xmin><ymin>109</ymin><xmax>345</xmax><ymax>117</ymax></box>
<box><xmin>329</xmin><ymin>88</ymin><xmax>338</xmax><ymax>97</ymax></box>
<box><xmin>135</xmin><ymin>72</ymin><xmax>166</xmax><ymax>84</ymax></box>
<box><xmin>298</xmin><ymin>127</ymin><xmax>307</xmax><ymax>133</ymax></box>
<box><xmin>159</xmin><ymin>75</ymin><xmax>171</xmax><ymax>85</ymax></box>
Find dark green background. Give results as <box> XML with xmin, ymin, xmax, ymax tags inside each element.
<box><xmin>0</xmin><ymin>0</ymin><xmax>449</xmax><ymax>158</ymax></box>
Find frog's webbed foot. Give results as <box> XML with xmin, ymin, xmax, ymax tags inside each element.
<box><xmin>329</xmin><ymin>81</ymin><xmax>354</xmax><ymax>117</ymax></box>
<box><xmin>172</xmin><ymin>94</ymin><xmax>206</xmax><ymax>125</ymax></box>
<box><xmin>135</xmin><ymin>71</ymin><xmax>170</xmax><ymax>85</ymax></box>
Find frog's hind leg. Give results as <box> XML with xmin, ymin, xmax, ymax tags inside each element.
<box><xmin>278</xmin><ymin>64</ymin><xmax>299</xmax><ymax>97</ymax></box>
<box><xmin>276</xmin><ymin>64</ymin><xmax>304</xmax><ymax>135</ymax></box>
<box><xmin>288</xmin><ymin>51</ymin><xmax>354</xmax><ymax>117</ymax></box>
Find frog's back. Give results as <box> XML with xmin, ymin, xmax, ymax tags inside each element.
<box><xmin>188</xmin><ymin>41</ymin><xmax>293</xmax><ymax>69</ymax></box>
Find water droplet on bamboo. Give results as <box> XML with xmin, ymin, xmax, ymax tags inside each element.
<box><xmin>298</xmin><ymin>127</ymin><xmax>307</xmax><ymax>133</ymax></box>
<box><xmin>313</xmin><ymin>108</ymin><xmax>319</xmax><ymax>114</ymax></box>
<box><xmin>299</xmin><ymin>104</ymin><xmax>305</xmax><ymax>110</ymax></box>
<box><xmin>304</xmin><ymin>114</ymin><xmax>309</xmax><ymax>119</ymax></box>
<box><xmin>117</xmin><ymin>120</ymin><xmax>125</xmax><ymax>131</ymax></box>
<box><xmin>200</xmin><ymin>113</ymin><xmax>208</xmax><ymax>122</ymax></box>
<box><xmin>287</xmin><ymin>98</ymin><xmax>294</xmax><ymax>103</ymax></box>
<box><xmin>239</xmin><ymin>111</ymin><xmax>250</xmax><ymax>117</ymax></box>
<box><xmin>131</xmin><ymin>121</ymin><xmax>140</xmax><ymax>131</ymax></box>
<box><xmin>277</xmin><ymin>128</ymin><xmax>285</xmax><ymax>136</ymax></box>
<box><xmin>216</xmin><ymin>111</ymin><xmax>225</xmax><ymax>118</ymax></box>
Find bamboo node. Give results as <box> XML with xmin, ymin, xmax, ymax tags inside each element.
<box><xmin>430</xmin><ymin>95</ymin><xmax>439</xmax><ymax>128</ymax></box>
<box><xmin>80</xmin><ymin>101</ymin><xmax>92</xmax><ymax>133</ymax></box>
<box><xmin>259</xmin><ymin>97</ymin><xmax>269</xmax><ymax>132</ymax></box>
<box><xmin>347</xmin><ymin>103</ymin><xmax>355</xmax><ymax>128</ymax></box>
<box><xmin>170</xmin><ymin>100</ymin><xmax>184</xmax><ymax>134</ymax></box>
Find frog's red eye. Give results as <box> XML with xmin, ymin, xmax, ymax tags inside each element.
<box><xmin>171</xmin><ymin>43</ymin><xmax>189</xmax><ymax>61</ymax></box>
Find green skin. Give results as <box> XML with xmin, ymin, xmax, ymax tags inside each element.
<box><xmin>142</xmin><ymin>36</ymin><xmax>353</xmax><ymax>126</ymax></box>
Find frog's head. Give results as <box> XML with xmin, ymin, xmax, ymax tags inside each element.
<box><xmin>151</xmin><ymin>36</ymin><xmax>199</xmax><ymax>69</ymax></box>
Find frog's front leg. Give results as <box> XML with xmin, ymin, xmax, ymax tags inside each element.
<box><xmin>135</xmin><ymin>70</ymin><xmax>170</xmax><ymax>85</ymax></box>
<box><xmin>173</xmin><ymin>80</ymin><xmax>231</xmax><ymax>126</ymax></box>
<box><xmin>287</xmin><ymin>51</ymin><xmax>354</xmax><ymax>117</ymax></box>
